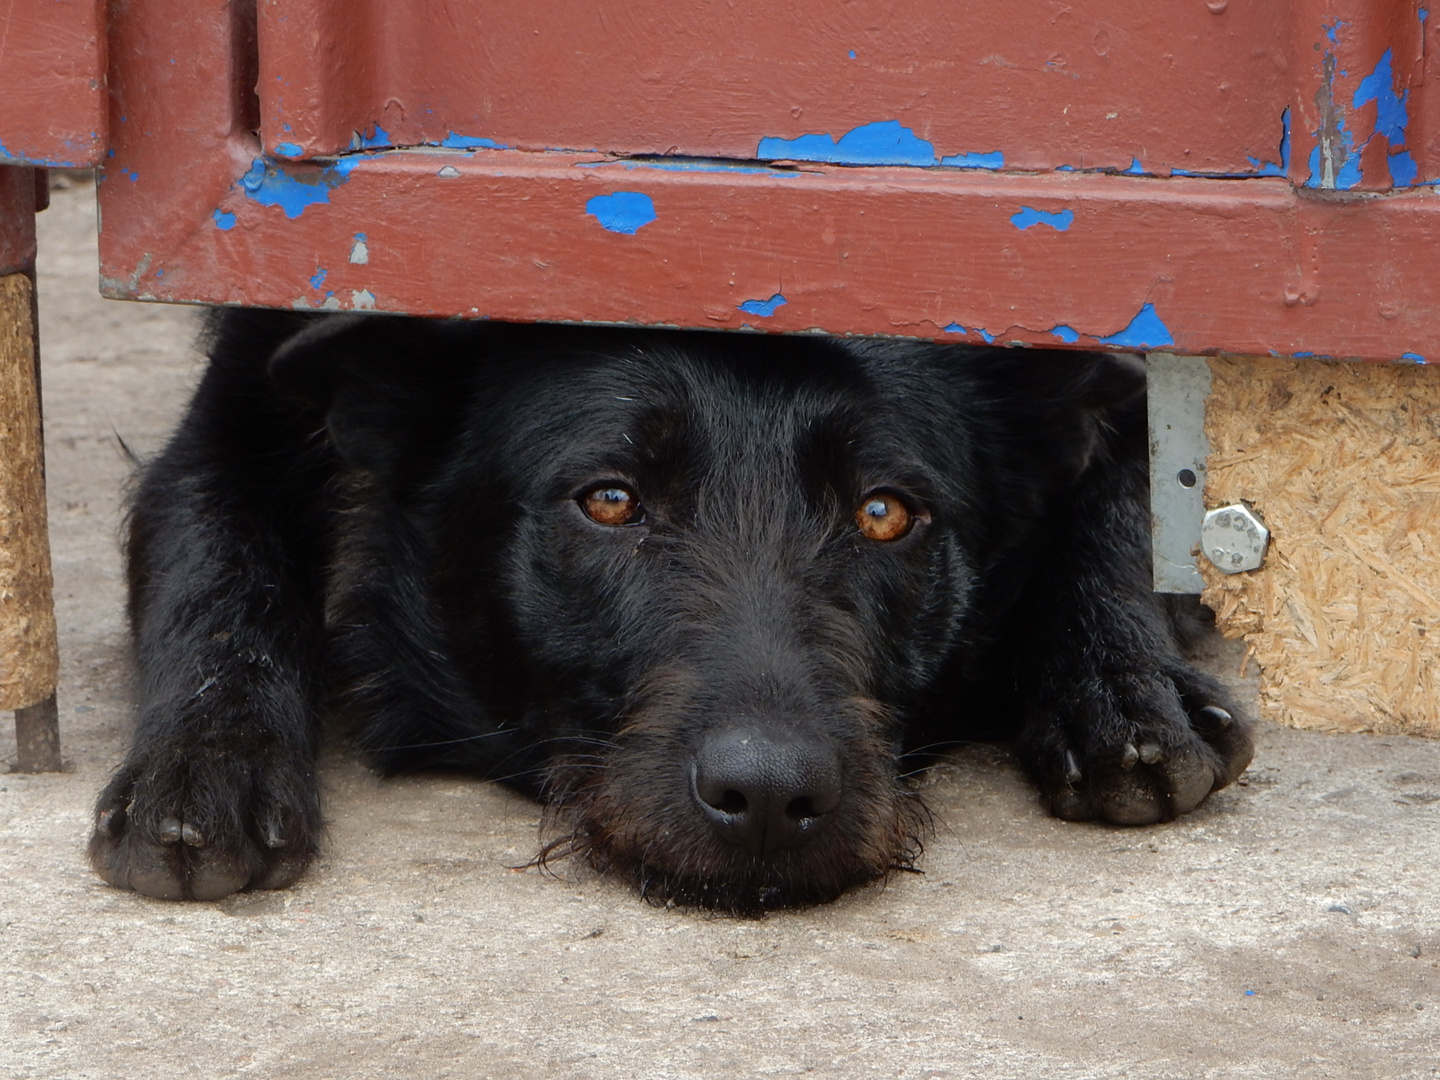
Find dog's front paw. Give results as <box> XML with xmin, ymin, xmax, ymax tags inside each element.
<box><xmin>88</xmin><ymin>745</ymin><xmax>319</xmax><ymax>901</ymax></box>
<box><xmin>1019</xmin><ymin>663</ymin><xmax>1253</xmax><ymax>825</ymax></box>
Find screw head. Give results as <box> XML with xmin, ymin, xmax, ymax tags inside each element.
<box><xmin>1201</xmin><ymin>503</ymin><xmax>1269</xmax><ymax>574</ymax></box>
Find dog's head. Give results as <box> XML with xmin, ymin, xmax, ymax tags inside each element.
<box><xmin>273</xmin><ymin>318</ymin><xmax>1141</xmax><ymax>912</ymax></box>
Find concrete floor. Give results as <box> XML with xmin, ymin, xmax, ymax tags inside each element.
<box><xmin>3</xmin><ymin>179</ymin><xmax>1439</xmax><ymax>1080</ymax></box>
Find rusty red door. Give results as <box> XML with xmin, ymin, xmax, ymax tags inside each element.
<box><xmin>73</xmin><ymin>0</ymin><xmax>1440</xmax><ymax>362</ymax></box>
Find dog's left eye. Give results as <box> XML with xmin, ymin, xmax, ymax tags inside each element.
<box><xmin>855</xmin><ymin>491</ymin><xmax>915</xmax><ymax>542</ymax></box>
<box><xmin>580</xmin><ymin>485</ymin><xmax>645</xmax><ymax>527</ymax></box>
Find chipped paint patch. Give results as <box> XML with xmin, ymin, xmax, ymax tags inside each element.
<box><xmin>1050</xmin><ymin>325</ymin><xmax>1080</xmax><ymax>343</ymax></box>
<box><xmin>1011</xmin><ymin>206</ymin><xmax>1074</xmax><ymax>231</ymax></box>
<box><xmin>1121</xmin><ymin>158</ymin><xmax>1145</xmax><ymax>176</ymax></box>
<box><xmin>350</xmin><ymin>125</ymin><xmax>392</xmax><ymax>151</ymax></box>
<box><xmin>310</xmin><ymin>268</ymin><xmax>327</xmax><ymax>289</ymax></box>
<box><xmin>212</xmin><ymin>209</ymin><xmax>237</xmax><ymax>231</ymax></box>
<box><xmin>940</xmin><ymin>150</ymin><xmax>1004</xmax><ymax>169</ymax></box>
<box><xmin>942</xmin><ymin>322</ymin><xmax>968</xmax><ymax>335</ymax></box>
<box><xmin>757</xmin><ymin>122</ymin><xmax>1003</xmax><ymax>171</ymax></box>
<box><xmin>1307</xmin><ymin>44</ymin><xmax>1362</xmax><ymax>189</ymax></box>
<box><xmin>585</xmin><ymin>192</ymin><xmax>657</xmax><ymax>234</ymax></box>
<box><xmin>349</xmin><ymin>233</ymin><xmax>369</xmax><ymax>264</ymax></box>
<box><xmin>240</xmin><ymin>157</ymin><xmax>358</xmax><ymax>219</ymax></box>
<box><xmin>437</xmin><ymin>165</ymin><xmax>461</xmax><ymax>178</ymax></box>
<box><xmin>1353</xmin><ymin>49</ymin><xmax>1418</xmax><ymax>187</ymax></box>
<box><xmin>351</xmin><ymin>289</ymin><xmax>376</xmax><ymax>310</ymax></box>
<box><xmin>758</xmin><ymin>121</ymin><xmax>936</xmax><ymax>167</ymax></box>
<box><xmin>274</xmin><ymin>142</ymin><xmax>304</xmax><ymax>159</ymax></box>
<box><xmin>441</xmin><ymin>133</ymin><xmax>505</xmax><ymax>149</ymax></box>
<box><xmin>737</xmin><ymin>294</ymin><xmax>787</xmax><ymax>317</ymax></box>
<box><xmin>1402</xmin><ymin>352</ymin><xmax>1427</xmax><ymax>363</ymax></box>
<box><xmin>1246</xmin><ymin>108</ymin><xmax>1291</xmax><ymax>177</ymax></box>
<box><xmin>1099</xmin><ymin>303</ymin><xmax>1173</xmax><ymax>349</ymax></box>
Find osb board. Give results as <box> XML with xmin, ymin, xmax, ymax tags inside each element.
<box><xmin>0</xmin><ymin>273</ymin><xmax>58</xmax><ymax>710</ymax></box>
<box><xmin>1201</xmin><ymin>356</ymin><xmax>1440</xmax><ymax>738</ymax></box>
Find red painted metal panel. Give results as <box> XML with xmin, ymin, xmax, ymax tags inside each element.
<box><xmin>1289</xmin><ymin>0</ymin><xmax>1438</xmax><ymax>192</ymax></box>
<box><xmin>0</xmin><ymin>0</ymin><xmax>107</xmax><ymax>168</ymax></box>
<box><xmin>99</xmin><ymin>0</ymin><xmax>1440</xmax><ymax>363</ymax></box>
<box><xmin>256</xmin><ymin>0</ymin><xmax>1292</xmax><ymax>179</ymax></box>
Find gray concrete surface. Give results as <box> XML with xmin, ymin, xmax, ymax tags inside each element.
<box><xmin>3</xmin><ymin>179</ymin><xmax>1438</xmax><ymax>1080</ymax></box>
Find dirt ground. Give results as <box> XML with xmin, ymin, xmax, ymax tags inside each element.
<box><xmin>3</xmin><ymin>178</ymin><xmax>1438</xmax><ymax>1080</ymax></box>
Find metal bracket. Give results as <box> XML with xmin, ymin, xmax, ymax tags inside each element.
<box><xmin>1146</xmin><ymin>353</ymin><xmax>1210</xmax><ymax>594</ymax></box>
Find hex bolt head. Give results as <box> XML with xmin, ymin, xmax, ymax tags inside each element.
<box><xmin>1200</xmin><ymin>503</ymin><xmax>1269</xmax><ymax>574</ymax></box>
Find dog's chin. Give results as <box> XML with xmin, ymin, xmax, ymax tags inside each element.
<box><xmin>539</xmin><ymin>770</ymin><xmax>930</xmax><ymax>916</ymax></box>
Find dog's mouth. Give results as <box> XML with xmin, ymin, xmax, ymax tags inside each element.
<box><xmin>535</xmin><ymin>736</ymin><xmax>930</xmax><ymax>915</ymax></box>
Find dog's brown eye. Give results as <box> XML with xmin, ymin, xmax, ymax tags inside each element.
<box><xmin>580</xmin><ymin>485</ymin><xmax>644</xmax><ymax>526</ymax></box>
<box><xmin>855</xmin><ymin>491</ymin><xmax>913</xmax><ymax>542</ymax></box>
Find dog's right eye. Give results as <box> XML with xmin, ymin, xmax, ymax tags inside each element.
<box><xmin>579</xmin><ymin>485</ymin><xmax>645</xmax><ymax>527</ymax></box>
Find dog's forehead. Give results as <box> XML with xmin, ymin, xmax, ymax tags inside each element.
<box><xmin>493</xmin><ymin>332</ymin><xmax>908</xmax><ymax>459</ymax></box>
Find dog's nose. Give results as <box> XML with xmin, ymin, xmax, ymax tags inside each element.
<box><xmin>691</xmin><ymin>728</ymin><xmax>842</xmax><ymax>857</ymax></box>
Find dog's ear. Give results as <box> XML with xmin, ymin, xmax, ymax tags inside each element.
<box><xmin>267</xmin><ymin>313</ymin><xmax>478</xmax><ymax>476</ymax></box>
<box><xmin>1074</xmin><ymin>351</ymin><xmax>1147</xmax><ymax>410</ymax></box>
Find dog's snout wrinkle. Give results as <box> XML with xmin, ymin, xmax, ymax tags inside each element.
<box><xmin>691</xmin><ymin>727</ymin><xmax>842</xmax><ymax>858</ymax></box>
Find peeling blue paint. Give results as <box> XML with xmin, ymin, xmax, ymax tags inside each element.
<box><xmin>1402</xmin><ymin>352</ymin><xmax>1427</xmax><ymax>363</ymax></box>
<box><xmin>758</xmin><ymin>120</ymin><xmax>937</xmax><ymax>167</ymax></box>
<box><xmin>212</xmin><ymin>209</ymin><xmax>237</xmax><ymax>231</ymax></box>
<box><xmin>1011</xmin><ymin>206</ymin><xmax>1074</xmax><ymax>231</ymax></box>
<box><xmin>585</xmin><ymin>191</ymin><xmax>657</xmax><ymax>234</ymax></box>
<box><xmin>1324</xmin><ymin>19</ymin><xmax>1345</xmax><ymax>44</ymax></box>
<box><xmin>441</xmin><ymin>133</ymin><xmax>506</xmax><ymax>150</ymax></box>
<box><xmin>1354</xmin><ymin>49</ymin><xmax>1418</xmax><ymax>187</ymax></box>
<box><xmin>848</xmin><ymin>49</ymin><xmax>857</xmax><ymax>59</ymax></box>
<box><xmin>942</xmin><ymin>323</ymin><xmax>968</xmax><ymax>335</ymax></box>
<box><xmin>940</xmin><ymin>150</ymin><xmax>1004</xmax><ymax>169</ymax></box>
<box><xmin>1050</xmin><ymin>325</ymin><xmax>1080</xmax><ymax>343</ymax></box>
<box><xmin>1421</xmin><ymin>8</ymin><xmax>1429</xmax><ymax>22</ymax></box>
<box><xmin>737</xmin><ymin>294</ymin><xmax>787</xmax><ymax>317</ymax></box>
<box><xmin>1293</xmin><ymin>351</ymin><xmax>1316</xmax><ymax>358</ymax></box>
<box><xmin>977</xmin><ymin>329</ymin><xmax>995</xmax><ymax>344</ymax></box>
<box><xmin>310</xmin><ymin>268</ymin><xmax>327</xmax><ymax>289</ymax></box>
<box><xmin>274</xmin><ymin>142</ymin><xmax>304</xmax><ymax>159</ymax></box>
<box><xmin>351</xmin><ymin>124</ymin><xmax>391</xmax><ymax>150</ymax></box>
<box><xmin>1098</xmin><ymin>303</ymin><xmax>1173</xmax><ymax>349</ymax></box>
<box><xmin>757</xmin><ymin>120</ymin><xmax>1003</xmax><ymax>171</ymax></box>
<box><xmin>240</xmin><ymin>157</ymin><xmax>359</xmax><ymax>219</ymax></box>
<box><xmin>1121</xmin><ymin>158</ymin><xmax>1145</xmax><ymax>176</ymax></box>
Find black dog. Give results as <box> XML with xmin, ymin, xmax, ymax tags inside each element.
<box><xmin>89</xmin><ymin>311</ymin><xmax>1252</xmax><ymax>911</ymax></box>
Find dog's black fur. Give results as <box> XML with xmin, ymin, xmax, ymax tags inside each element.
<box><xmin>89</xmin><ymin>310</ymin><xmax>1252</xmax><ymax>911</ymax></box>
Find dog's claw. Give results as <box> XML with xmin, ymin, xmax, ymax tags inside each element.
<box><xmin>1119</xmin><ymin>743</ymin><xmax>1140</xmax><ymax>770</ymax></box>
<box><xmin>181</xmin><ymin>822</ymin><xmax>205</xmax><ymax>848</ymax></box>
<box><xmin>1197</xmin><ymin>705</ymin><xmax>1234</xmax><ymax>729</ymax></box>
<box><xmin>1138</xmin><ymin>742</ymin><xmax>1163</xmax><ymax>765</ymax></box>
<box><xmin>158</xmin><ymin>817</ymin><xmax>183</xmax><ymax>844</ymax></box>
<box><xmin>97</xmin><ymin>806</ymin><xmax>125</xmax><ymax>839</ymax></box>
<box><xmin>263</xmin><ymin>820</ymin><xmax>287</xmax><ymax>850</ymax></box>
<box><xmin>1063</xmin><ymin>750</ymin><xmax>1082</xmax><ymax>784</ymax></box>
